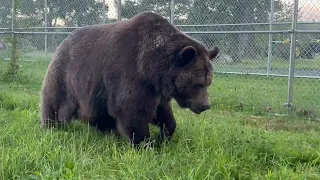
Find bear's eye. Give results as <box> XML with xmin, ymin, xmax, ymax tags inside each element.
<box><xmin>192</xmin><ymin>84</ymin><xmax>204</xmax><ymax>89</ymax></box>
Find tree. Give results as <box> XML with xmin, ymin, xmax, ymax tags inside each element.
<box><xmin>184</xmin><ymin>0</ymin><xmax>299</xmax><ymax>61</ymax></box>
<box><xmin>274</xmin><ymin>0</ymin><xmax>302</xmax><ymax>23</ymax></box>
<box><xmin>117</xmin><ymin>0</ymin><xmax>192</xmax><ymax>21</ymax></box>
<box><xmin>19</xmin><ymin>0</ymin><xmax>109</xmax><ymax>28</ymax></box>
<box><xmin>0</xmin><ymin>0</ymin><xmax>12</xmax><ymax>29</ymax></box>
<box><xmin>114</xmin><ymin>0</ymin><xmax>296</xmax><ymax>61</ymax></box>
<box><xmin>0</xmin><ymin>0</ymin><xmax>21</xmax><ymax>77</ymax></box>
<box><xmin>13</xmin><ymin>0</ymin><xmax>111</xmax><ymax>51</ymax></box>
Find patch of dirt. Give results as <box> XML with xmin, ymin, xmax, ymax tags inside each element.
<box><xmin>239</xmin><ymin>115</ymin><xmax>320</xmax><ymax>133</ymax></box>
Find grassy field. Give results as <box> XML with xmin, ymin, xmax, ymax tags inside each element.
<box><xmin>213</xmin><ymin>57</ymin><xmax>320</xmax><ymax>73</ymax></box>
<box><xmin>1</xmin><ymin>61</ymin><xmax>320</xmax><ymax>179</ymax></box>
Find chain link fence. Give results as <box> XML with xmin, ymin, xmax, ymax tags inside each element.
<box><xmin>1</xmin><ymin>0</ymin><xmax>320</xmax><ymax>119</ymax></box>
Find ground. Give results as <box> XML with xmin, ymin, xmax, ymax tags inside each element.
<box><xmin>1</xmin><ymin>58</ymin><xmax>320</xmax><ymax>179</ymax></box>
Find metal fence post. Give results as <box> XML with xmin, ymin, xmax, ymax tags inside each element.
<box><xmin>117</xmin><ymin>0</ymin><xmax>122</xmax><ymax>21</ymax></box>
<box><xmin>44</xmin><ymin>0</ymin><xmax>48</xmax><ymax>61</ymax></box>
<box><xmin>102</xmin><ymin>0</ymin><xmax>106</xmax><ymax>23</ymax></box>
<box><xmin>170</xmin><ymin>0</ymin><xmax>175</xmax><ymax>24</ymax></box>
<box><xmin>267</xmin><ymin>0</ymin><xmax>275</xmax><ymax>76</ymax></box>
<box><xmin>285</xmin><ymin>0</ymin><xmax>299</xmax><ymax>115</ymax></box>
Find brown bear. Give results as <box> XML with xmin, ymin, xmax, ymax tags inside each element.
<box><xmin>40</xmin><ymin>11</ymin><xmax>219</xmax><ymax>146</ymax></box>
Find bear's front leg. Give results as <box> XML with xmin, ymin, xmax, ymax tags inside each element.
<box><xmin>110</xmin><ymin>80</ymin><xmax>160</xmax><ymax>147</ymax></box>
<box><xmin>154</xmin><ymin>102</ymin><xmax>177</xmax><ymax>143</ymax></box>
<box><xmin>116</xmin><ymin>112</ymin><xmax>152</xmax><ymax>146</ymax></box>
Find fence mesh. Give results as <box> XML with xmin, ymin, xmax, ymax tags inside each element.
<box><xmin>293</xmin><ymin>0</ymin><xmax>320</xmax><ymax>119</ymax></box>
<box><xmin>0</xmin><ymin>0</ymin><xmax>320</xmax><ymax>119</ymax></box>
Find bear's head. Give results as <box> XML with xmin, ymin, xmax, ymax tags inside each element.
<box><xmin>170</xmin><ymin>44</ymin><xmax>219</xmax><ymax>114</ymax></box>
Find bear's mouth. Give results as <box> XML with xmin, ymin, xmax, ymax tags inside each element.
<box><xmin>176</xmin><ymin>99</ymin><xmax>208</xmax><ymax>114</ymax></box>
<box><xmin>189</xmin><ymin>103</ymin><xmax>211</xmax><ymax>114</ymax></box>
<box><xmin>190</xmin><ymin>108</ymin><xmax>201</xmax><ymax>114</ymax></box>
<box><xmin>189</xmin><ymin>106</ymin><xmax>204</xmax><ymax>114</ymax></box>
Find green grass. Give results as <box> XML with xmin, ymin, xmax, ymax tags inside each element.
<box><xmin>1</xmin><ymin>61</ymin><xmax>320</xmax><ymax>179</ymax></box>
<box><xmin>0</xmin><ymin>50</ymin><xmax>55</xmax><ymax>62</ymax></box>
<box><xmin>212</xmin><ymin>73</ymin><xmax>320</xmax><ymax>116</ymax></box>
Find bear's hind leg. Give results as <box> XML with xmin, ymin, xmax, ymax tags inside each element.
<box><xmin>57</xmin><ymin>100</ymin><xmax>77</xmax><ymax>126</ymax></box>
<box><xmin>41</xmin><ymin>100</ymin><xmax>76</xmax><ymax>128</ymax></box>
<box><xmin>40</xmin><ymin>102</ymin><xmax>58</xmax><ymax>128</ymax></box>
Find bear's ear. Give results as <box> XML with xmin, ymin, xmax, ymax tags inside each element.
<box><xmin>175</xmin><ymin>46</ymin><xmax>197</xmax><ymax>67</ymax></box>
<box><xmin>208</xmin><ymin>45</ymin><xmax>219</xmax><ymax>61</ymax></box>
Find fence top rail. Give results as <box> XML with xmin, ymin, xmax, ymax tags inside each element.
<box><xmin>1</xmin><ymin>29</ymin><xmax>320</xmax><ymax>35</ymax></box>
<box><xmin>175</xmin><ymin>21</ymin><xmax>320</xmax><ymax>27</ymax></box>
<box><xmin>0</xmin><ymin>30</ymin><xmax>290</xmax><ymax>35</ymax></box>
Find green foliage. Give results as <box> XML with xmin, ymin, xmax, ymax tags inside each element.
<box><xmin>17</xmin><ymin>0</ymin><xmax>108</xmax><ymax>28</ymax></box>
<box><xmin>8</xmin><ymin>35</ymin><xmax>20</xmax><ymax>76</ymax></box>
<box><xmin>118</xmin><ymin>0</ymin><xmax>192</xmax><ymax>20</ymax></box>
<box><xmin>0</xmin><ymin>0</ymin><xmax>12</xmax><ymax>28</ymax></box>
<box><xmin>0</xmin><ymin>0</ymin><xmax>22</xmax><ymax>77</ymax></box>
<box><xmin>8</xmin><ymin>35</ymin><xmax>19</xmax><ymax>75</ymax></box>
<box><xmin>1</xmin><ymin>0</ymin><xmax>112</xmax><ymax>53</ymax></box>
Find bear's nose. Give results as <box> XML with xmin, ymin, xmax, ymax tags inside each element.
<box><xmin>200</xmin><ymin>104</ymin><xmax>211</xmax><ymax>112</ymax></box>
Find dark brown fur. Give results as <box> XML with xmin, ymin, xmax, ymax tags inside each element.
<box><xmin>40</xmin><ymin>11</ymin><xmax>219</xmax><ymax>145</ymax></box>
